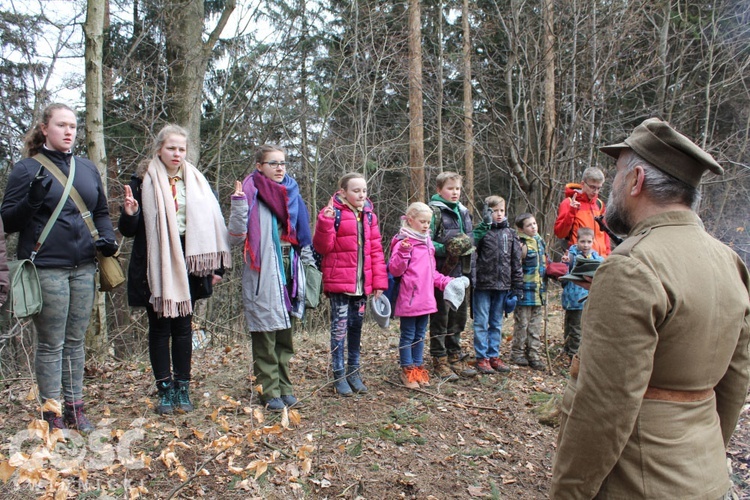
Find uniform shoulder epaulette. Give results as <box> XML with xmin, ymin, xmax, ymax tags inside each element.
<box><xmin>611</xmin><ymin>227</ymin><xmax>651</xmax><ymax>257</ymax></box>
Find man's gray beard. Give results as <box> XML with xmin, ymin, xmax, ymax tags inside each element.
<box><xmin>605</xmin><ymin>190</ymin><xmax>633</xmax><ymax>235</ymax></box>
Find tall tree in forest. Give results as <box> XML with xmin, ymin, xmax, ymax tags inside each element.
<box><xmin>462</xmin><ymin>0</ymin><xmax>475</xmax><ymax>211</ymax></box>
<box><xmin>542</xmin><ymin>0</ymin><xmax>556</xmax><ymax>171</ymax></box>
<box><xmin>164</xmin><ymin>0</ymin><xmax>236</xmax><ymax>163</ymax></box>
<box><xmin>84</xmin><ymin>0</ymin><xmax>109</xmax><ymax>357</ymax></box>
<box><xmin>408</xmin><ymin>0</ymin><xmax>425</xmax><ymax>202</ymax></box>
<box><xmin>84</xmin><ymin>0</ymin><xmax>106</xmax><ymax>177</ymax></box>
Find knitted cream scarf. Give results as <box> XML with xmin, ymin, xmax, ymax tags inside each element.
<box><xmin>142</xmin><ymin>157</ymin><xmax>231</xmax><ymax>317</ymax></box>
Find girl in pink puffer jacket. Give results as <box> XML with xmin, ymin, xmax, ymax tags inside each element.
<box><xmin>313</xmin><ymin>173</ymin><xmax>387</xmax><ymax>397</ymax></box>
<box><xmin>388</xmin><ymin>202</ymin><xmax>453</xmax><ymax>389</ymax></box>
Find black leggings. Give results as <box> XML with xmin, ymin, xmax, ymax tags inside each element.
<box><xmin>147</xmin><ymin>305</ymin><xmax>193</xmax><ymax>382</ymax></box>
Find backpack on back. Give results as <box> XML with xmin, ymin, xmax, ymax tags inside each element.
<box><xmin>384</xmin><ymin>233</ymin><xmax>408</xmax><ymax>318</ymax></box>
<box><xmin>313</xmin><ymin>207</ymin><xmax>374</xmax><ymax>269</ymax></box>
<box><xmin>384</xmin><ymin>264</ymin><xmax>401</xmax><ymax>318</ymax></box>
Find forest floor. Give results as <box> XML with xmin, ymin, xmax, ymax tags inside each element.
<box><xmin>1</xmin><ymin>293</ymin><xmax>750</xmax><ymax>499</ymax></box>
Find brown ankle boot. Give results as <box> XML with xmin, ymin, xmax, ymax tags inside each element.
<box><xmin>448</xmin><ymin>353</ymin><xmax>478</xmax><ymax>378</ymax></box>
<box><xmin>433</xmin><ymin>356</ymin><xmax>459</xmax><ymax>382</ymax></box>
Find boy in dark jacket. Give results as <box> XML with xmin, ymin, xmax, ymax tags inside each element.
<box><xmin>472</xmin><ymin>196</ymin><xmax>523</xmax><ymax>373</ymax></box>
<box><xmin>428</xmin><ymin>172</ymin><xmax>477</xmax><ymax>380</ymax></box>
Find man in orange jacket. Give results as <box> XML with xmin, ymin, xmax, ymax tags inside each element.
<box><xmin>554</xmin><ymin>167</ymin><xmax>611</xmax><ymax>257</ymax></box>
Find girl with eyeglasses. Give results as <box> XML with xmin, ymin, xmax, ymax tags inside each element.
<box><xmin>229</xmin><ymin>144</ymin><xmax>315</xmax><ymax>412</ymax></box>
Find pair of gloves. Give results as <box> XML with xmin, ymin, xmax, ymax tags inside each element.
<box><xmin>28</xmin><ymin>166</ymin><xmax>119</xmax><ymax>258</ymax></box>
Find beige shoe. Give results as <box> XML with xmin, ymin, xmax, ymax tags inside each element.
<box><xmin>415</xmin><ymin>365</ymin><xmax>431</xmax><ymax>387</ymax></box>
<box><xmin>400</xmin><ymin>367</ymin><xmax>420</xmax><ymax>389</ymax></box>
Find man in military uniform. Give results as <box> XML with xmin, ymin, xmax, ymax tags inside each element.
<box><xmin>551</xmin><ymin>118</ymin><xmax>750</xmax><ymax>499</ymax></box>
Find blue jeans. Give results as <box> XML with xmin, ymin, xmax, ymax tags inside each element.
<box><xmin>33</xmin><ymin>263</ymin><xmax>97</xmax><ymax>403</ymax></box>
<box><xmin>329</xmin><ymin>293</ymin><xmax>366</xmax><ymax>372</ymax></box>
<box><xmin>472</xmin><ymin>289</ymin><xmax>507</xmax><ymax>360</ymax></box>
<box><xmin>399</xmin><ymin>315</ymin><xmax>429</xmax><ymax>367</ymax></box>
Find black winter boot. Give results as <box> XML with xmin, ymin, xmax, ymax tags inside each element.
<box><xmin>174</xmin><ymin>380</ymin><xmax>194</xmax><ymax>412</ymax></box>
<box><xmin>156</xmin><ymin>379</ymin><xmax>175</xmax><ymax>415</ymax></box>
<box><xmin>332</xmin><ymin>369</ymin><xmax>353</xmax><ymax>397</ymax></box>
<box><xmin>346</xmin><ymin>365</ymin><xmax>368</xmax><ymax>394</ymax></box>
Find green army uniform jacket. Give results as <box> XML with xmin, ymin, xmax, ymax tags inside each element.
<box><xmin>551</xmin><ymin>210</ymin><xmax>750</xmax><ymax>499</ymax></box>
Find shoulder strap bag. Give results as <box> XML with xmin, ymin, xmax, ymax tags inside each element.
<box><xmin>32</xmin><ymin>154</ymin><xmax>125</xmax><ymax>292</ymax></box>
<box><xmin>4</xmin><ymin>159</ymin><xmax>75</xmax><ymax>318</ymax></box>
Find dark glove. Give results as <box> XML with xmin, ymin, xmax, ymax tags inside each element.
<box><xmin>482</xmin><ymin>205</ymin><xmax>493</xmax><ymax>224</ymax></box>
<box><xmin>28</xmin><ymin>167</ymin><xmax>52</xmax><ymax>206</ymax></box>
<box><xmin>95</xmin><ymin>238</ymin><xmax>119</xmax><ymax>257</ymax></box>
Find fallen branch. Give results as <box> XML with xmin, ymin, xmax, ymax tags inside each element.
<box><xmin>261</xmin><ymin>438</ymin><xmax>293</xmax><ymax>459</ymax></box>
<box><xmin>383</xmin><ymin>379</ymin><xmax>514</xmax><ymax>415</ymax></box>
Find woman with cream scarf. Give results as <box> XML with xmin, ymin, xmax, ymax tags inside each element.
<box><xmin>120</xmin><ymin>124</ymin><xmax>231</xmax><ymax>415</ymax></box>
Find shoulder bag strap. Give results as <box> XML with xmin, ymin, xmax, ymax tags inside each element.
<box><xmin>33</xmin><ymin>154</ymin><xmax>99</xmax><ymax>241</ymax></box>
<box><xmin>29</xmin><ymin>154</ymin><xmax>76</xmax><ymax>262</ymax></box>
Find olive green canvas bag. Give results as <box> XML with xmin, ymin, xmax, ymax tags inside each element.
<box><xmin>4</xmin><ymin>158</ymin><xmax>77</xmax><ymax>318</ymax></box>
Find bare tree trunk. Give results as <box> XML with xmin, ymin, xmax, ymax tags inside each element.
<box><xmin>164</xmin><ymin>0</ymin><xmax>235</xmax><ymax>164</ymax></box>
<box><xmin>299</xmin><ymin>0</ymin><xmax>312</xmax><ymax>205</ymax></box>
<box><xmin>462</xmin><ymin>0</ymin><xmax>475</xmax><ymax>213</ymax></box>
<box><xmin>656</xmin><ymin>0</ymin><xmax>670</xmax><ymax>115</ymax></box>
<box><xmin>542</xmin><ymin>0</ymin><xmax>556</xmax><ymax>170</ymax></box>
<box><xmin>84</xmin><ymin>0</ymin><xmax>109</xmax><ymax>360</ymax></box>
<box><xmin>436</xmin><ymin>0</ymin><xmax>444</xmax><ymax>173</ymax></box>
<box><xmin>568</xmin><ymin>0</ymin><xmax>579</xmax><ymax>179</ymax></box>
<box><xmin>408</xmin><ymin>0</ymin><xmax>425</xmax><ymax>203</ymax></box>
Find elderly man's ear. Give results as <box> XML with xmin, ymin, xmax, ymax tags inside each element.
<box><xmin>629</xmin><ymin>166</ymin><xmax>646</xmax><ymax>197</ymax></box>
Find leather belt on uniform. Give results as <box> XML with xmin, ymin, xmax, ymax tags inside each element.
<box><xmin>568</xmin><ymin>354</ymin><xmax>714</xmax><ymax>403</ymax></box>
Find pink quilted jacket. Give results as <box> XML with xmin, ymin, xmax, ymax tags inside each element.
<box><xmin>313</xmin><ymin>194</ymin><xmax>388</xmax><ymax>295</ymax></box>
<box><xmin>388</xmin><ymin>233</ymin><xmax>453</xmax><ymax>317</ymax></box>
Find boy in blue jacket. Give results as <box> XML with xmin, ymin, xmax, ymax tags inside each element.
<box><xmin>561</xmin><ymin>227</ymin><xmax>603</xmax><ymax>358</ymax></box>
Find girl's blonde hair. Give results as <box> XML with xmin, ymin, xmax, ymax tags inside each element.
<box><xmin>403</xmin><ymin>202</ymin><xmax>432</xmax><ymax>226</ymax></box>
<box><xmin>137</xmin><ymin>124</ymin><xmax>189</xmax><ymax>177</ymax></box>
<box><xmin>338</xmin><ymin>172</ymin><xmax>366</xmax><ymax>190</ymax></box>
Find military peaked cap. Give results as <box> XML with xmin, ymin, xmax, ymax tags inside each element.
<box><xmin>600</xmin><ymin>117</ymin><xmax>723</xmax><ymax>187</ymax></box>
<box><xmin>559</xmin><ymin>257</ymin><xmax>602</xmax><ymax>283</ymax></box>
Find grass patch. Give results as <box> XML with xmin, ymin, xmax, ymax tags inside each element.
<box><xmin>489</xmin><ymin>479</ymin><xmax>501</xmax><ymax>500</ymax></box>
<box><xmin>347</xmin><ymin>441</ymin><xmax>363</xmax><ymax>457</ymax></box>
<box><xmin>462</xmin><ymin>447</ymin><xmax>494</xmax><ymax>457</ymax></box>
<box><xmin>529</xmin><ymin>391</ymin><xmax>553</xmax><ymax>404</ymax></box>
<box><xmin>376</xmin><ymin>426</ymin><xmax>426</xmax><ymax>446</ymax></box>
<box><xmin>390</xmin><ymin>406</ymin><xmax>429</xmax><ymax>426</ymax></box>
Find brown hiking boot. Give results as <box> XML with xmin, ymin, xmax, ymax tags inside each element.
<box><xmin>433</xmin><ymin>356</ymin><xmax>459</xmax><ymax>382</ymax></box>
<box><xmin>448</xmin><ymin>353</ymin><xmax>478</xmax><ymax>378</ymax></box>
